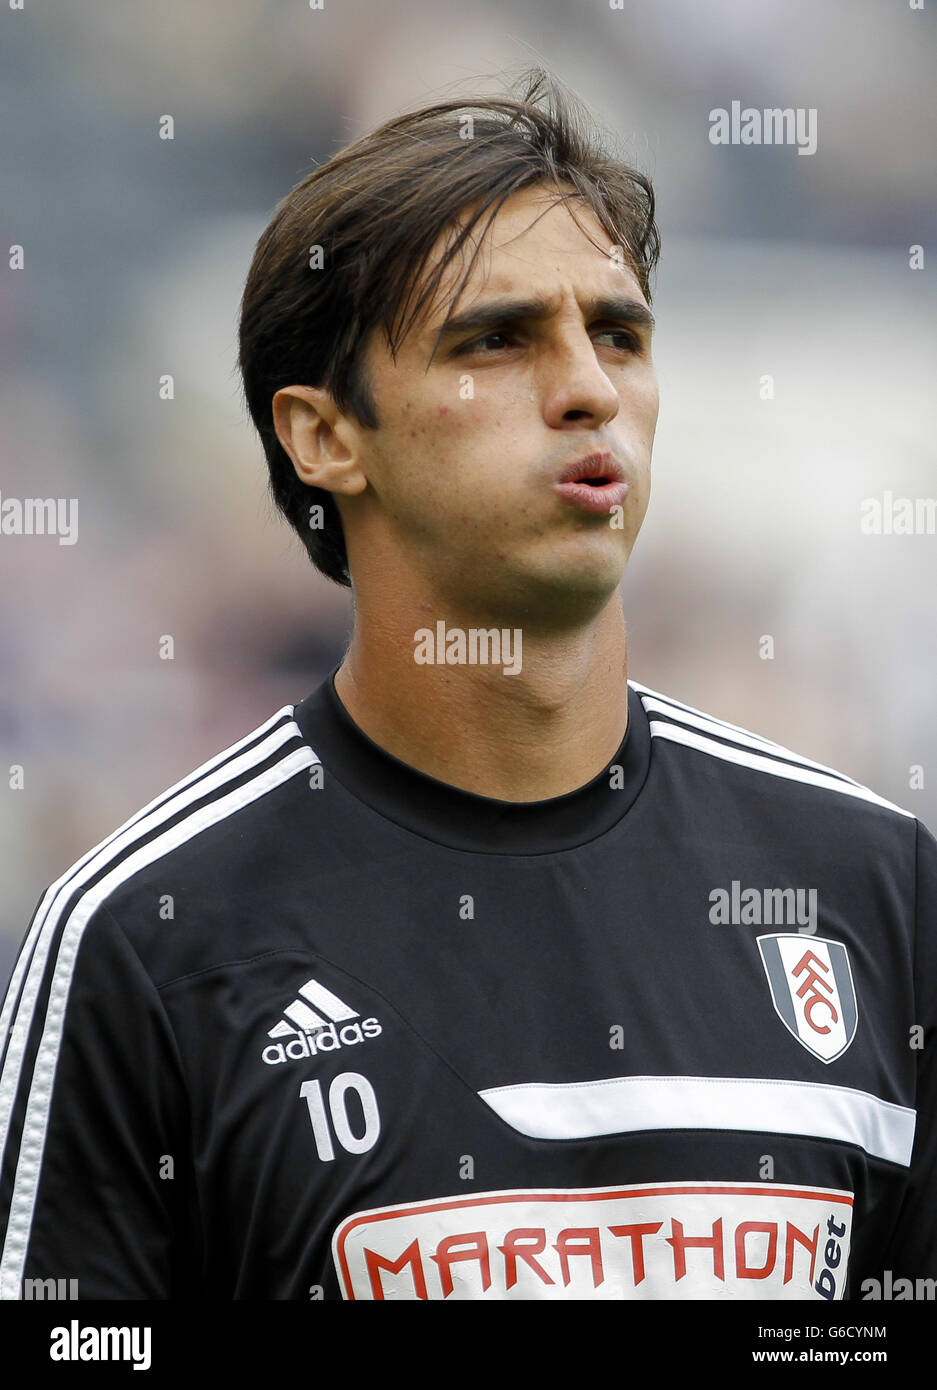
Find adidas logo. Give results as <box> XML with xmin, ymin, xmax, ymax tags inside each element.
<box><xmin>262</xmin><ymin>977</ymin><xmax>381</xmax><ymax>1066</ymax></box>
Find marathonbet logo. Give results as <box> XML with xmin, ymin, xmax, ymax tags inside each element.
<box><xmin>263</xmin><ymin>977</ymin><xmax>381</xmax><ymax>1066</ymax></box>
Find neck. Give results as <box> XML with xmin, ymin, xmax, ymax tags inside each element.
<box><xmin>333</xmin><ymin>590</ymin><xmax>629</xmax><ymax>802</ymax></box>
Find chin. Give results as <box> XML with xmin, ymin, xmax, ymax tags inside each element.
<box><xmin>544</xmin><ymin>536</ymin><xmax>629</xmax><ymax>589</ymax></box>
<box><xmin>497</xmin><ymin>550</ymin><xmax>627</xmax><ymax>626</ymax></box>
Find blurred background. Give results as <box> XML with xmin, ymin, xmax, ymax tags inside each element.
<box><xmin>1</xmin><ymin>0</ymin><xmax>935</xmax><ymax>984</ymax></box>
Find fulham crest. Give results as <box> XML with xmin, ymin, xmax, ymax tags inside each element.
<box><xmin>757</xmin><ymin>935</ymin><xmax>858</xmax><ymax>1063</ymax></box>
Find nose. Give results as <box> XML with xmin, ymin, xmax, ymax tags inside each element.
<box><xmin>538</xmin><ymin>323</ymin><xmax>621</xmax><ymax>430</ymax></box>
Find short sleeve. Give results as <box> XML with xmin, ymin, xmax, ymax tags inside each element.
<box><xmin>0</xmin><ymin>899</ymin><xmax>201</xmax><ymax>1298</ymax></box>
<box><xmin>873</xmin><ymin>819</ymin><xmax>937</xmax><ymax>1283</ymax></box>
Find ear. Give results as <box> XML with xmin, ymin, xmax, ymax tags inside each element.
<box><xmin>271</xmin><ymin>385</ymin><xmax>369</xmax><ymax>496</ymax></box>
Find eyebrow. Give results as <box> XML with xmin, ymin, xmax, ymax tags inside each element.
<box><xmin>427</xmin><ymin>294</ymin><xmax>656</xmax><ymax>360</ymax></box>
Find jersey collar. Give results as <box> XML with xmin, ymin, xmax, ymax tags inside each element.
<box><xmin>292</xmin><ymin>671</ymin><xmax>651</xmax><ymax>855</ymax></box>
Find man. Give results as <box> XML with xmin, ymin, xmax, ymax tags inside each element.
<box><xmin>1</xmin><ymin>69</ymin><xmax>934</xmax><ymax>1301</ymax></box>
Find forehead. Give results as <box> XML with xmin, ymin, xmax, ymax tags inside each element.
<box><xmin>414</xmin><ymin>186</ymin><xmax>645</xmax><ymax>338</ymax></box>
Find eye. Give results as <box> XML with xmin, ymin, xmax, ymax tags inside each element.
<box><xmin>593</xmin><ymin>327</ymin><xmax>642</xmax><ymax>353</ymax></box>
<box><xmin>456</xmin><ymin>331</ymin><xmax>515</xmax><ymax>355</ymax></box>
<box><xmin>453</xmin><ymin>325</ymin><xmax>643</xmax><ymax>357</ymax></box>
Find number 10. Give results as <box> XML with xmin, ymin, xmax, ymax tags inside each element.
<box><xmin>299</xmin><ymin>1072</ymin><xmax>381</xmax><ymax>1161</ymax></box>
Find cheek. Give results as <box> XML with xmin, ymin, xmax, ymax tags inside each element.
<box><xmin>646</xmin><ymin>374</ymin><xmax>661</xmax><ymax>422</ymax></box>
<box><xmin>633</xmin><ymin>364</ymin><xmax>658</xmax><ymax>409</ymax></box>
<box><xmin>628</xmin><ymin>379</ymin><xmax>659</xmax><ymax>450</ymax></box>
<box><xmin>645</xmin><ymin>395</ymin><xmax>660</xmax><ymax>442</ymax></box>
<box><xmin>379</xmin><ymin>393</ymin><xmax>521</xmax><ymax>512</ymax></box>
<box><xmin>373</xmin><ymin>411</ymin><xmax>466</xmax><ymax>512</ymax></box>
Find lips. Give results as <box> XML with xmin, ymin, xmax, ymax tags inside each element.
<box><xmin>556</xmin><ymin>452</ymin><xmax>624</xmax><ymax>486</ymax></box>
<box><xmin>554</xmin><ymin>452</ymin><xmax>629</xmax><ymax>514</ymax></box>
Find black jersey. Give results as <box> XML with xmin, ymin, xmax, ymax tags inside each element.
<box><xmin>1</xmin><ymin>673</ymin><xmax>935</xmax><ymax>1301</ymax></box>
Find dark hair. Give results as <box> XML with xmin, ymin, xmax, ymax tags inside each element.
<box><xmin>237</xmin><ymin>66</ymin><xmax>661</xmax><ymax>586</ymax></box>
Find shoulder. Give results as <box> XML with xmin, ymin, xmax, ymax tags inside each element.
<box><xmin>629</xmin><ymin>676</ymin><xmax>917</xmax><ymax>827</ymax></box>
<box><xmin>24</xmin><ymin>701</ymin><xmax>319</xmax><ymax>981</ymax></box>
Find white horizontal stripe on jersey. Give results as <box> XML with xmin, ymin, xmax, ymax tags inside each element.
<box><xmin>648</xmin><ymin>720</ymin><xmax>914</xmax><ymax>818</ymax></box>
<box><xmin>0</xmin><ymin>732</ymin><xmax>316</xmax><ymax>1299</ymax></box>
<box><xmin>478</xmin><ymin>1073</ymin><xmax>916</xmax><ymax>1167</ymax></box>
<box><xmin>640</xmin><ymin>694</ymin><xmax>863</xmax><ymax>788</ymax></box>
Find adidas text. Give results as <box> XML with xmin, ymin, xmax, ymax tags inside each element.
<box><xmin>262</xmin><ymin>1018</ymin><xmax>382</xmax><ymax>1066</ymax></box>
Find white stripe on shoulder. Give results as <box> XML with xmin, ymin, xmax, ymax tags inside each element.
<box><xmin>0</xmin><ymin>714</ymin><xmax>317</xmax><ymax>1297</ymax></box>
<box><xmin>638</xmin><ymin>692</ymin><xmax>862</xmax><ymax>788</ymax></box>
<box><xmin>6</xmin><ymin>703</ymin><xmax>296</xmax><ymax>994</ymax></box>
<box><xmin>630</xmin><ymin>679</ymin><xmax>861</xmax><ymax>783</ymax></box>
<box><xmin>0</xmin><ymin>705</ymin><xmax>298</xmax><ymax>1094</ymax></box>
<box><xmin>648</xmin><ymin>719</ymin><xmax>913</xmax><ymax>818</ymax></box>
<box><xmin>629</xmin><ymin>679</ymin><xmax>782</xmax><ymax>747</ymax></box>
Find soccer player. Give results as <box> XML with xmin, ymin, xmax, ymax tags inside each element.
<box><xmin>1</xmin><ymin>68</ymin><xmax>935</xmax><ymax>1301</ymax></box>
